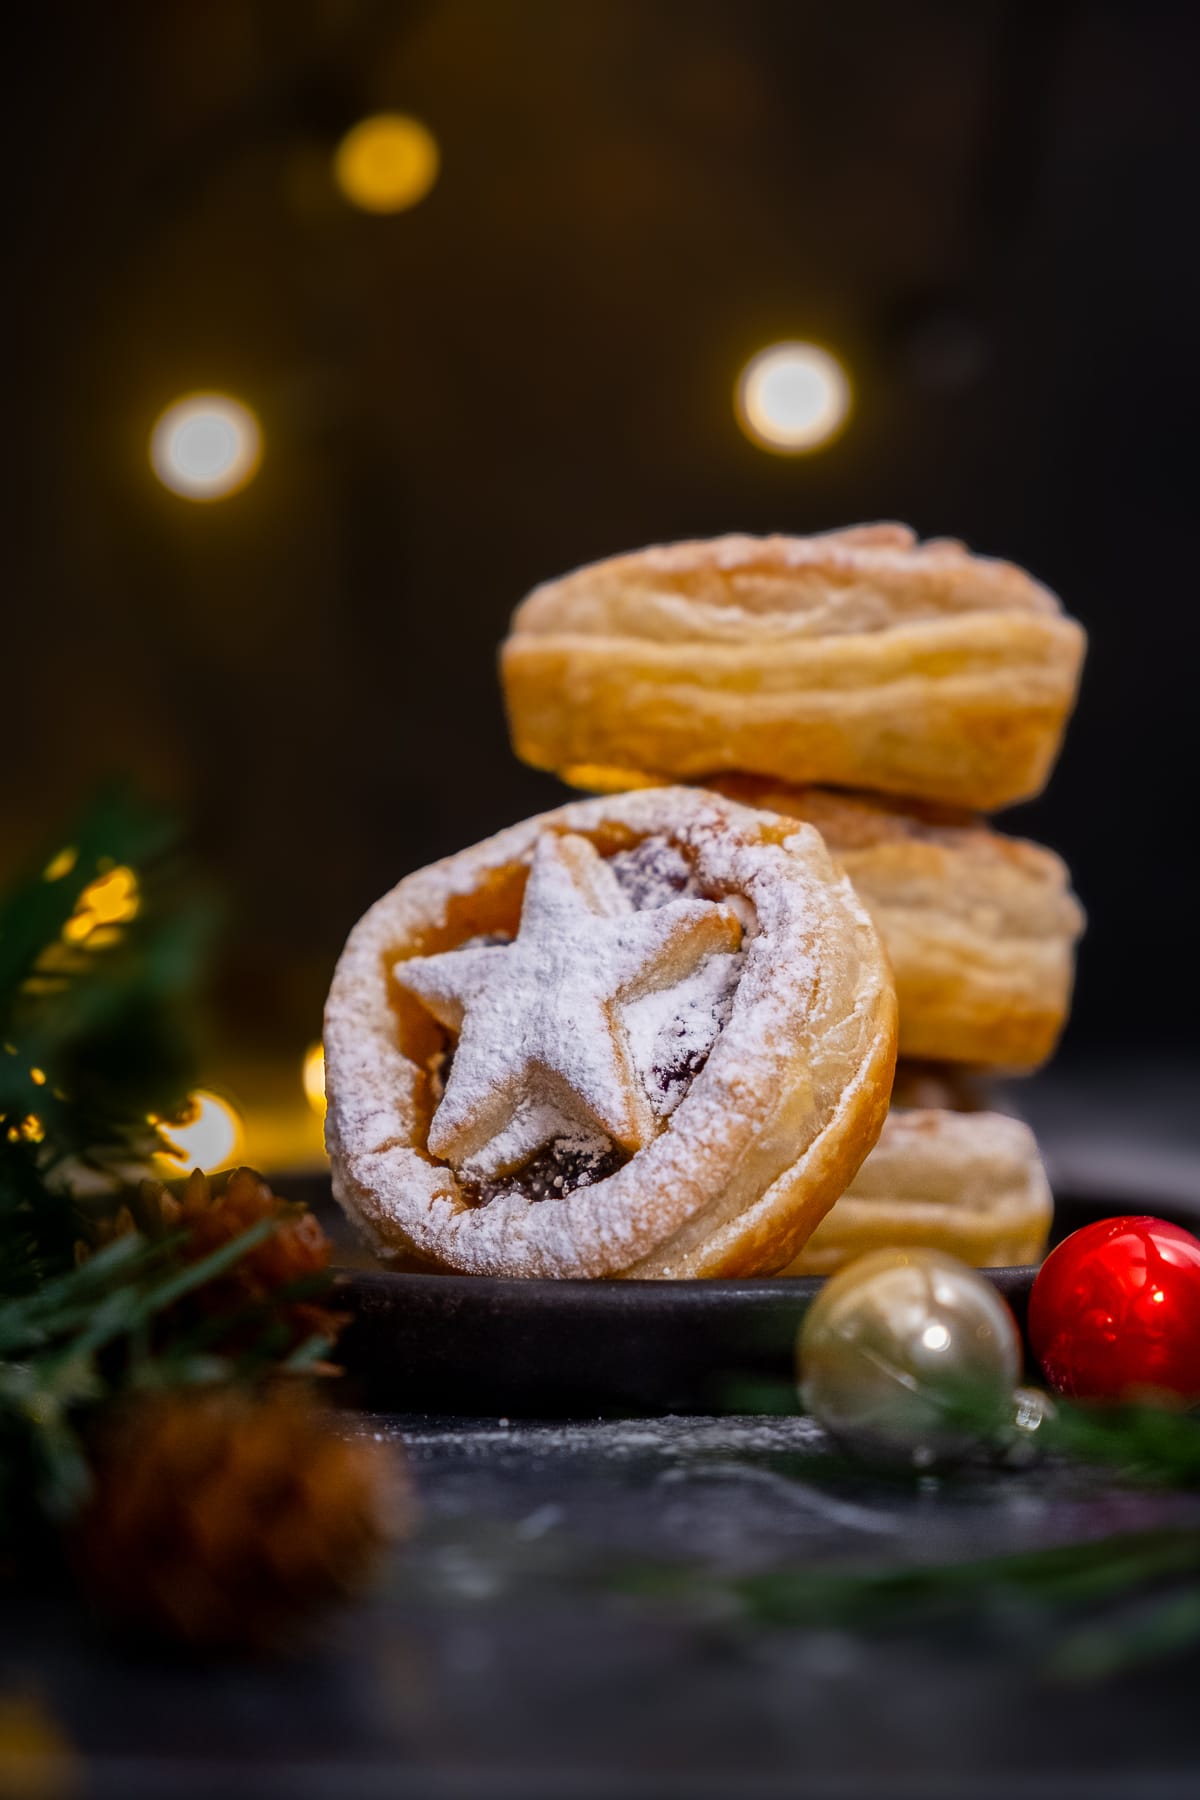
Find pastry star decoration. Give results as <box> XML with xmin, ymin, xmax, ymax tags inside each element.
<box><xmin>395</xmin><ymin>831</ymin><xmax>742</xmax><ymax>1180</ymax></box>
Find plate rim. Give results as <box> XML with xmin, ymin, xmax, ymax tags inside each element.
<box><xmin>340</xmin><ymin>1263</ymin><xmax>1039</xmax><ymax>1304</ymax></box>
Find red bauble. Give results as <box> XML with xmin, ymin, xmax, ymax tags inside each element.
<box><xmin>1029</xmin><ymin>1216</ymin><xmax>1200</xmax><ymax>1402</ymax></box>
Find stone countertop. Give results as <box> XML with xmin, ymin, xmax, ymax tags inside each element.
<box><xmin>3</xmin><ymin>1411</ymin><xmax>1200</xmax><ymax>1800</ymax></box>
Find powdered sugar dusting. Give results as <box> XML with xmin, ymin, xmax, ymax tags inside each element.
<box><xmin>458</xmin><ymin>1098</ymin><xmax>587</xmax><ymax>1183</ymax></box>
<box><xmin>325</xmin><ymin>786</ymin><xmax>894</xmax><ymax>1279</ymax></box>
<box><xmin>465</xmin><ymin>1124</ymin><xmax>626</xmax><ymax>1207</ymax></box>
<box><xmin>622</xmin><ymin>950</ymin><xmax>742</xmax><ymax>1120</ymax></box>
<box><xmin>513</xmin><ymin>525</ymin><xmax>1065</xmax><ymax>647</ymax></box>
<box><xmin>394</xmin><ymin>830</ymin><xmax>742</xmax><ymax>1185</ymax></box>
<box><xmin>608</xmin><ymin>835</ymin><xmax>698</xmax><ymax>908</ymax></box>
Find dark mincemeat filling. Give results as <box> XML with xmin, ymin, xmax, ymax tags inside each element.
<box><xmin>430</xmin><ymin>1026</ymin><xmax>709</xmax><ymax>1206</ymax></box>
<box><xmin>461</xmin><ymin>1136</ymin><xmax>631</xmax><ymax>1208</ymax></box>
<box><xmin>649</xmin><ymin>1038</ymin><xmax>713</xmax><ymax>1103</ymax></box>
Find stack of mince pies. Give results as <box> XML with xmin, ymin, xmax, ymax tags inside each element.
<box><xmin>499</xmin><ymin>523</ymin><xmax>1085</xmax><ymax>1275</ymax></box>
<box><xmin>324</xmin><ymin>524</ymin><xmax>1083</xmax><ymax>1281</ymax></box>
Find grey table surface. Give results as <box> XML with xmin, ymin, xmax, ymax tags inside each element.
<box><xmin>4</xmin><ymin>1062</ymin><xmax>1198</xmax><ymax>1800</ymax></box>
<box><xmin>3</xmin><ymin>1409</ymin><xmax>1200</xmax><ymax>1800</ymax></box>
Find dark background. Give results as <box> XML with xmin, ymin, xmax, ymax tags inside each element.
<box><xmin>6</xmin><ymin>0</ymin><xmax>1199</xmax><ymax>1079</ymax></box>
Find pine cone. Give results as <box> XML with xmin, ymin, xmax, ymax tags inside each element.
<box><xmin>179</xmin><ymin>1167</ymin><xmax>344</xmax><ymax>1349</ymax></box>
<box><xmin>151</xmin><ymin>1167</ymin><xmax>346</xmax><ymax>1352</ymax></box>
<box><xmin>74</xmin><ymin>1386</ymin><xmax>407</xmax><ymax>1652</ymax></box>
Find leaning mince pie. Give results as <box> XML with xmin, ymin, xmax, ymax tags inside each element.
<box><xmin>501</xmin><ymin>523</ymin><xmax>1086</xmax><ymax>811</ymax></box>
<box><xmin>709</xmin><ymin>778</ymin><xmax>1085</xmax><ymax>1069</ymax></box>
<box><xmin>324</xmin><ymin>788</ymin><xmax>897</xmax><ymax>1279</ymax></box>
<box><xmin>780</xmin><ymin>1107</ymin><xmax>1052</xmax><ymax>1276</ymax></box>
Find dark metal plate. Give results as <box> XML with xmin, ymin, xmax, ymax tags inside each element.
<box><xmin>329</xmin><ymin>1185</ymin><xmax>1180</xmax><ymax>1418</ymax></box>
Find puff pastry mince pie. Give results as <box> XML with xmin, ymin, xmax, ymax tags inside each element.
<box><xmin>501</xmin><ymin>524</ymin><xmax>1085</xmax><ymax>810</ymax></box>
<box><xmin>710</xmin><ymin>778</ymin><xmax>1085</xmax><ymax>1069</ymax></box>
<box><xmin>324</xmin><ymin>788</ymin><xmax>897</xmax><ymax>1279</ymax></box>
<box><xmin>780</xmin><ymin>1108</ymin><xmax>1052</xmax><ymax>1276</ymax></box>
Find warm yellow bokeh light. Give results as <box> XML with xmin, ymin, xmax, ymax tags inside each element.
<box><xmin>63</xmin><ymin>866</ymin><xmax>139</xmax><ymax>945</ymax></box>
<box><xmin>156</xmin><ymin>1090</ymin><xmax>242</xmax><ymax>1173</ymax></box>
<box><xmin>44</xmin><ymin>846</ymin><xmax>78</xmax><ymax>882</ymax></box>
<box><xmin>302</xmin><ymin>1042</ymin><xmax>326</xmax><ymax>1118</ymax></box>
<box><xmin>735</xmin><ymin>342</ymin><xmax>851</xmax><ymax>454</ymax></box>
<box><xmin>7</xmin><ymin>1114</ymin><xmax>45</xmax><ymax>1145</ymax></box>
<box><xmin>334</xmin><ymin>113</ymin><xmax>439</xmax><ymax>214</ymax></box>
<box><xmin>150</xmin><ymin>393</ymin><xmax>262</xmax><ymax>501</ymax></box>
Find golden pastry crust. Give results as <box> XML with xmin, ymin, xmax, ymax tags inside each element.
<box><xmin>780</xmin><ymin>1108</ymin><xmax>1052</xmax><ymax>1275</ymax></box>
<box><xmin>889</xmin><ymin>1059</ymin><xmax>995</xmax><ymax>1113</ymax></box>
<box><xmin>501</xmin><ymin>524</ymin><xmax>1086</xmax><ymax>810</ymax></box>
<box><xmin>324</xmin><ymin>788</ymin><xmax>896</xmax><ymax>1279</ymax></box>
<box><xmin>710</xmin><ymin>778</ymin><xmax>1085</xmax><ymax>1069</ymax></box>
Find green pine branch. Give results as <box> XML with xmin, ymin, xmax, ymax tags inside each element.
<box><xmin>0</xmin><ymin>1217</ymin><xmax>336</xmax><ymax>1541</ymax></box>
<box><xmin>617</xmin><ymin>1525</ymin><xmax>1200</xmax><ymax>1680</ymax></box>
<box><xmin>0</xmin><ymin>786</ymin><xmax>214</xmax><ymax>1297</ymax></box>
<box><xmin>612</xmin><ymin>1387</ymin><xmax>1200</xmax><ymax>1680</ymax></box>
<box><xmin>0</xmin><ymin>788</ymin><xmax>340</xmax><ymax>1562</ymax></box>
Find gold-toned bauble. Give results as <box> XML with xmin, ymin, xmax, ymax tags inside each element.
<box><xmin>798</xmin><ymin>1247</ymin><xmax>1023</xmax><ymax>1467</ymax></box>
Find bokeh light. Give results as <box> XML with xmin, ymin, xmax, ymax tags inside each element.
<box><xmin>7</xmin><ymin>1115</ymin><xmax>45</xmax><ymax>1145</ymax></box>
<box><xmin>156</xmin><ymin>1090</ymin><xmax>243</xmax><ymax>1173</ymax></box>
<box><xmin>735</xmin><ymin>342</ymin><xmax>851</xmax><ymax>453</ymax></box>
<box><xmin>150</xmin><ymin>393</ymin><xmax>262</xmax><ymax>501</ymax></box>
<box><xmin>43</xmin><ymin>846</ymin><xmax>78</xmax><ymax>883</ymax></box>
<box><xmin>334</xmin><ymin>113</ymin><xmax>440</xmax><ymax>214</ymax></box>
<box><xmin>302</xmin><ymin>1042</ymin><xmax>326</xmax><ymax>1118</ymax></box>
<box><xmin>63</xmin><ymin>866</ymin><xmax>139</xmax><ymax>945</ymax></box>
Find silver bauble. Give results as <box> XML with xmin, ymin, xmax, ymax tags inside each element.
<box><xmin>798</xmin><ymin>1247</ymin><xmax>1023</xmax><ymax>1467</ymax></box>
